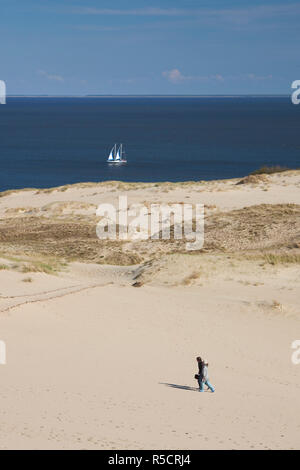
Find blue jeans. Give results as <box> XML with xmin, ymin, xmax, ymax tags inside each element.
<box><xmin>198</xmin><ymin>379</ymin><xmax>215</xmax><ymax>392</ymax></box>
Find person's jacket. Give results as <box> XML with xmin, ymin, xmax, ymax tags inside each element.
<box><xmin>198</xmin><ymin>363</ymin><xmax>209</xmax><ymax>382</ymax></box>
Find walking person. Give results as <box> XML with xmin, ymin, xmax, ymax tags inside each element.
<box><xmin>196</xmin><ymin>357</ymin><xmax>215</xmax><ymax>393</ymax></box>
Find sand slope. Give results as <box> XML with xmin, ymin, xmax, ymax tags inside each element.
<box><xmin>0</xmin><ymin>171</ymin><xmax>299</xmax><ymax>449</ymax></box>
<box><xmin>0</xmin><ymin>281</ymin><xmax>299</xmax><ymax>450</ymax></box>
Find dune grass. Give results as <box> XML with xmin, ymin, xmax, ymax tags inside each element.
<box><xmin>250</xmin><ymin>166</ymin><xmax>291</xmax><ymax>175</ymax></box>
<box><xmin>261</xmin><ymin>253</ymin><xmax>300</xmax><ymax>265</ymax></box>
<box><xmin>0</xmin><ymin>251</ymin><xmax>68</xmax><ymax>274</ymax></box>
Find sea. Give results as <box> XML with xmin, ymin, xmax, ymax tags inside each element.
<box><xmin>0</xmin><ymin>96</ymin><xmax>299</xmax><ymax>191</ymax></box>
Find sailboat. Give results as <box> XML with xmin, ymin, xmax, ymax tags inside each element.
<box><xmin>107</xmin><ymin>143</ymin><xmax>127</xmax><ymax>164</ymax></box>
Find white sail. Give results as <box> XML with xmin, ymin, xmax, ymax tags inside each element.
<box><xmin>115</xmin><ymin>148</ymin><xmax>121</xmax><ymax>161</ymax></box>
<box><xmin>108</xmin><ymin>144</ymin><xmax>116</xmax><ymax>161</ymax></box>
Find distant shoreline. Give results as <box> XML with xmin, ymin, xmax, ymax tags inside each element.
<box><xmin>7</xmin><ymin>94</ymin><xmax>290</xmax><ymax>99</ymax></box>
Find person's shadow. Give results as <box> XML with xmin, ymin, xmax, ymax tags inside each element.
<box><xmin>160</xmin><ymin>382</ymin><xmax>200</xmax><ymax>392</ymax></box>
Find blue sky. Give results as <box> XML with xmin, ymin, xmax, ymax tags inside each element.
<box><xmin>1</xmin><ymin>0</ymin><xmax>299</xmax><ymax>95</ymax></box>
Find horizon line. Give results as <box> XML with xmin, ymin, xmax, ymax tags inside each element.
<box><xmin>6</xmin><ymin>94</ymin><xmax>290</xmax><ymax>98</ymax></box>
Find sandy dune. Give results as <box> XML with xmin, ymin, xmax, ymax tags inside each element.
<box><xmin>0</xmin><ymin>171</ymin><xmax>299</xmax><ymax>449</ymax></box>
<box><xmin>1</xmin><ymin>170</ymin><xmax>300</xmax><ymax>216</ymax></box>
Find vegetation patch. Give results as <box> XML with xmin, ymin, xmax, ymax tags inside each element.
<box><xmin>250</xmin><ymin>166</ymin><xmax>291</xmax><ymax>175</ymax></box>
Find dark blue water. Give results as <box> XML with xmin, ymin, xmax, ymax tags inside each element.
<box><xmin>0</xmin><ymin>97</ymin><xmax>299</xmax><ymax>191</ymax></box>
